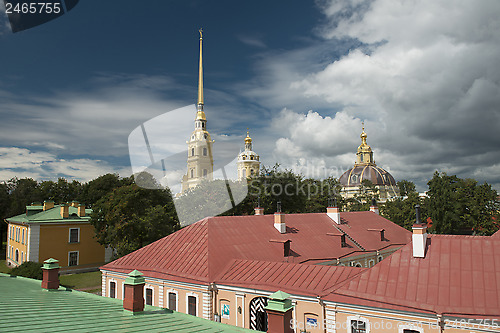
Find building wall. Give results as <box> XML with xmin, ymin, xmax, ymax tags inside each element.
<box><xmin>38</xmin><ymin>223</ymin><xmax>105</xmax><ymax>268</ymax></box>
<box><xmin>6</xmin><ymin>222</ymin><xmax>29</xmax><ymax>266</ymax></box>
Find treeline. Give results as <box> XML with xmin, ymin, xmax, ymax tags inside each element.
<box><xmin>2</xmin><ymin>168</ymin><xmax>498</xmax><ymax>258</ymax></box>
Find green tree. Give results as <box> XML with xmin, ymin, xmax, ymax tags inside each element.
<box><xmin>79</xmin><ymin>173</ymin><xmax>133</xmax><ymax>207</ymax></box>
<box><xmin>380</xmin><ymin>180</ymin><xmax>426</xmax><ymax>230</ymax></box>
<box><xmin>426</xmin><ymin>172</ymin><xmax>499</xmax><ymax>235</ymax></box>
<box><xmin>345</xmin><ymin>179</ymin><xmax>379</xmax><ymax>212</ymax></box>
<box><xmin>90</xmin><ymin>179</ymin><xmax>179</xmax><ymax>258</ymax></box>
<box><xmin>10</xmin><ymin>261</ymin><xmax>43</xmax><ymax>280</ymax></box>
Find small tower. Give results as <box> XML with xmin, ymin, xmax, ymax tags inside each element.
<box><xmin>355</xmin><ymin>122</ymin><xmax>374</xmax><ymax>166</ymax></box>
<box><xmin>181</xmin><ymin>29</ymin><xmax>214</xmax><ymax>192</ymax></box>
<box><xmin>237</xmin><ymin>129</ymin><xmax>260</xmax><ymax>180</ymax></box>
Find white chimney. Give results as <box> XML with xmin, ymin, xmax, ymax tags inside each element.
<box><xmin>370</xmin><ymin>199</ymin><xmax>379</xmax><ymax>215</ymax></box>
<box><xmin>327</xmin><ymin>206</ymin><xmax>340</xmax><ymax>224</ymax></box>
<box><xmin>412</xmin><ymin>205</ymin><xmax>427</xmax><ymax>258</ymax></box>
<box><xmin>274</xmin><ymin>212</ymin><xmax>286</xmax><ymax>233</ymax></box>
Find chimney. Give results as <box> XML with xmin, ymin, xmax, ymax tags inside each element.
<box><xmin>41</xmin><ymin>258</ymin><xmax>60</xmax><ymax>290</ymax></box>
<box><xmin>370</xmin><ymin>198</ymin><xmax>379</xmax><ymax>215</ymax></box>
<box><xmin>255</xmin><ymin>207</ymin><xmax>264</xmax><ymax>215</ymax></box>
<box><xmin>326</xmin><ymin>198</ymin><xmax>341</xmax><ymax>224</ymax></box>
<box><xmin>60</xmin><ymin>203</ymin><xmax>69</xmax><ymax>218</ymax></box>
<box><xmin>264</xmin><ymin>290</ymin><xmax>294</xmax><ymax>333</ymax></box>
<box><xmin>70</xmin><ymin>201</ymin><xmax>79</xmax><ymax>207</ymax></box>
<box><xmin>412</xmin><ymin>205</ymin><xmax>428</xmax><ymax>258</ymax></box>
<box><xmin>78</xmin><ymin>204</ymin><xmax>86</xmax><ymax>217</ymax></box>
<box><xmin>43</xmin><ymin>200</ymin><xmax>54</xmax><ymax>211</ymax></box>
<box><xmin>274</xmin><ymin>201</ymin><xmax>286</xmax><ymax>234</ymax></box>
<box><xmin>123</xmin><ymin>270</ymin><xmax>146</xmax><ymax>313</ymax></box>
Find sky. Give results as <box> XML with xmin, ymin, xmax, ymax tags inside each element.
<box><xmin>0</xmin><ymin>0</ymin><xmax>499</xmax><ymax>192</ymax></box>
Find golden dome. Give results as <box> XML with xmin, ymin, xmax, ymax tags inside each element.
<box><xmin>245</xmin><ymin>130</ymin><xmax>252</xmax><ymax>144</ymax></box>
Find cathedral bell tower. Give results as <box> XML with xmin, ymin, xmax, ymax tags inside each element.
<box><xmin>355</xmin><ymin>123</ymin><xmax>374</xmax><ymax>166</ymax></box>
<box><xmin>237</xmin><ymin>129</ymin><xmax>260</xmax><ymax>180</ymax></box>
<box><xmin>181</xmin><ymin>29</ymin><xmax>214</xmax><ymax>193</ymax></box>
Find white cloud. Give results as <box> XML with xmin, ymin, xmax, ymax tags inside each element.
<box><xmin>0</xmin><ymin>147</ymin><xmax>130</xmax><ymax>182</ymax></box>
<box><xmin>257</xmin><ymin>0</ymin><xmax>500</xmax><ymax>190</ymax></box>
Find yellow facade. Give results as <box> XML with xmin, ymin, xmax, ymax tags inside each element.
<box><xmin>38</xmin><ymin>223</ymin><xmax>105</xmax><ymax>269</ymax></box>
<box><xmin>6</xmin><ymin>223</ymin><xmax>29</xmax><ymax>265</ymax></box>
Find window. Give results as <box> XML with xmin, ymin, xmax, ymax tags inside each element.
<box><xmin>403</xmin><ymin>330</ymin><xmax>421</xmax><ymax>333</ymax></box>
<box><xmin>145</xmin><ymin>288</ymin><xmax>153</xmax><ymax>306</ymax></box>
<box><xmin>203</xmin><ymin>147</ymin><xmax>207</xmax><ymax>156</ymax></box>
<box><xmin>109</xmin><ymin>281</ymin><xmax>116</xmax><ymax>298</ymax></box>
<box><xmin>168</xmin><ymin>292</ymin><xmax>177</xmax><ymax>311</ymax></box>
<box><xmin>203</xmin><ymin>169</ymin><xmax>207</xmax><ymax>177</ymax></box>
<box><xmin>351</xmin><ymin>320</ymin><xmax>366</xmax><ymax>333</ymax></box>
<box><xmin>68</xmin><ymin>251</ymin><xmax>79</xmax><ymax>266</ymax></box>
<box><xmin>187</xmin><ymin>295</ymin><xmax>197</xmax><ymax>316</ymax></box>
<box><xmin>21</xmin><ymin>251</ymin><xmax>24</xmax><ymax>264</ymax></box>
<box><xmin>191</xmin><ymin>148</ymin><xmax>195</xmax><ymax>156</ymax></box>
<box><xmin>22</xmin><ymin>229</ymin><xmax>24</xmax><ymax>244</ymax></box>
<box><xmin>15</xmin><ymin>249</ymin><xmax>19</xmax><ymax>263</ymax></box>
<box><xmin>69</xmin><ymin>228</ymin><xmax>79</xmax><ymax>243</ymax></box>
<box><xmin>190</xmin><ymin>169</ymin><xmax>194</xmax><ymax>178</ymax></box>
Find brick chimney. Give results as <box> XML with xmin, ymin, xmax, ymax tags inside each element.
<box><xmin>255</xmin><ymin>207</ymin><xmax>264</xmax><ymax>215</ymax></box>
<box><xmin>265</xmin><ymin>290</ymin><xmax>294</xmax><ymax>333</ymax></box>
<box><xmin>60</xmin><ymin>203</ymin><xmax>69</xmax><ymax>218</ymax></box>
<box><xmin>326</xmin><ymin>198</ymin><xmax>341</xmax><ymax>224</ymax></box>
<box><xmin>274</xmin><ymin>201</ymin><xmax>286</xmax><ymax>234</ymax></box>
<box><xmin>70</xmin><ymin>201</ymin><xmax>79</xmax><ymax>207</ymax></box>
<box><xmin>412</xmin><ymin>205</ymin><xmax>428</xmax><ymax>258</ymax></box>
<box><xmin>123</xmin><ymin>270</ymin><xmax>146</xmax><ymax>313</ymax></box>
<box><xmin>41</xmin><ymin>258</ymin><xmax>60</xmax><ymax>290</ymax></box>
<box><xmin>369</xmin><ymin>198</ymin><xmax>379</xmax><ymax>215</ymax></box>
<box><xmin>43</xmin><ymin>200</ymin><xmax>54</xmax><ymax>211</ymax></box>
<box><xmin>78</xmin><ymin>204</ymin><xmax>86</xmax><ymax>217</ymax></box>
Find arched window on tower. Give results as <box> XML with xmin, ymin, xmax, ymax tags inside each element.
<box><xmin>190</xmin><ymin>169</ymin><xmax>194</xmax><ymax>178</ymax></box>
<box><xmin>203</xmin><ymin>169</ymin><xmax>207</xmax><ymax>177</ymax></box>
<box><xmin>191</xmin><ymin>148</ymin><xmax>195</xmax><ymax>156</ymax></box>
<box><xmin>203</xmin><ymin>148</ymin><xmax>207</xmax><ymax>156</ymax></box>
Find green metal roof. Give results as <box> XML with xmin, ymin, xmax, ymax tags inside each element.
<box><xmin>6</xmin><ymin>205</ymin><xmax>92</xmax><ymax>224</ymax></box>
<box><xmin>0</xmin><ymin>274</ymin><xmax>253</xmax><ymax>332</ymax></box>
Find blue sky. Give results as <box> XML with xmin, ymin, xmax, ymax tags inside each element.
<box><xmin>1</xmin><ymin>0</ymin><xmax>500</xmax><ymax>192</ymax></box>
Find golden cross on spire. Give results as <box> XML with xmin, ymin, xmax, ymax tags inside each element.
<box><xmin>362</xmin><ymin>121</ymin><xmax>365</xmax><ymax>132</ymax></box>
<box><xmin>199</xmin><ymin>28</ymin><xmax>203</xmax><ymax>39</ymax></box>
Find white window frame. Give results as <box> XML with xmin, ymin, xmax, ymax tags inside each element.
<box><xmin>398</xmin><ymin>324</ymin><xmax>424</xmax><ymax>333</ymax></box>
<box><xmin>68</xmin><ymin>251</ymin><xmax>79</xmax><ymax>266</ymax></box>
<box><xmin>167</xmin><ymin>289</ymin><xmax>178</xmax><ymax>311</ymax></box>
<box><xmin>68</xmin><ymin>228</ymin><xmax>80</xmax><ymax>243</ymax></box>
<box><xmin>144</xmin><ymin>285</ymin><xmax>154</xmax><ymax>306</ymax></box>
<box><xmin>186</xmin><ymin>293</ymin><xmax>199</xmax><ymax>317</ymax></box>
<box><xmin>346</xmin><ymin>315</ymin><xmax>370</xmax><ymax>333</ymax></box>
<box><xmin>109</xmin><ymin>279</ymin><xmax>117</xmax><ymax>298</ymax></box>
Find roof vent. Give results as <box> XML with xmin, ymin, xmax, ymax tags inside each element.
<box><xmin>60</xmin><ymin>203</ymin><xmax>69</xmax><ymax>219</ymax></box>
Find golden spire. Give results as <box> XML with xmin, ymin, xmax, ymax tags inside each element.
<box><xmin>197</xmin><ymin>28</ymin><xmax>204</xmax><ymax>109</ymax></box>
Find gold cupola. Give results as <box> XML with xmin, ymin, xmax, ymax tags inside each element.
<box><xmin>244</xmin><ymin>129</ymin><xmax>252</xmax><ymax>150</ymax></box>
<box><xmin>355</xmin><ymin>123</ymin><xmax>374</xmax><ymax>166</ymax></box>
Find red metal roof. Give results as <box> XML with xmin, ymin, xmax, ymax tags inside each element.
<box><xmin>215</xmin><ymin>259</ymin><xmax>365</xmax><ymax>297</ymax></box>
<box><xmin>323</xmin><ymin>235</ymin><xmax>500</xmax><ymax>318</ymax></box>
<box><xmin>102</xmin><ymin>212</ymin><xmax>410</xmax><ymax>287</ymax></box>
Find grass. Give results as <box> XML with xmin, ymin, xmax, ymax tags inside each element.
<box><xmin>60</xmin><ymin>271</ymin><xmax>102</xmax><ymax>290</ymax></box>
<box><xmin>0</xmin><ymin>260</ymin><xmax>10</xmax><ymax>274</ymax></box>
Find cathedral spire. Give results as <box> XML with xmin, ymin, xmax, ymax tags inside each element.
<box><xmin>197</xmin><ymin>28</ymin><xmax>204</xmax><ymax>112</ymax></box>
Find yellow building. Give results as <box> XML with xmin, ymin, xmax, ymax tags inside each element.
<box><xmin>5</xmin><ymin>200</ymin><xmax>111</xmax><ymax>272</ymax></box>
<box><xmin>237</xmin><ymin>130</ymin><xmax>260</xmax><ymax>180</ymax></box>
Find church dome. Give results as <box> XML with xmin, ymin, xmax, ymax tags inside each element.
<box><xmin>339</xmin><ymin>165</ymin><xmax>396</xmax><ymax>187</ymax></box>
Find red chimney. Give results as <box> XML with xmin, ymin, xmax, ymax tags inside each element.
<box><xmin>265</xmin><ymin>290</ymin><xmax>294</xmax><ymax>333</ymax></box>
<box><xmin>123</xmin><ymin>270</ymin><xmax>146</xmax><ymax>313</ymax></box>
<box><xmin>41</xmin><ymin>258</ymin><xmax>60</xmax><ymax>290</ymax></box>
